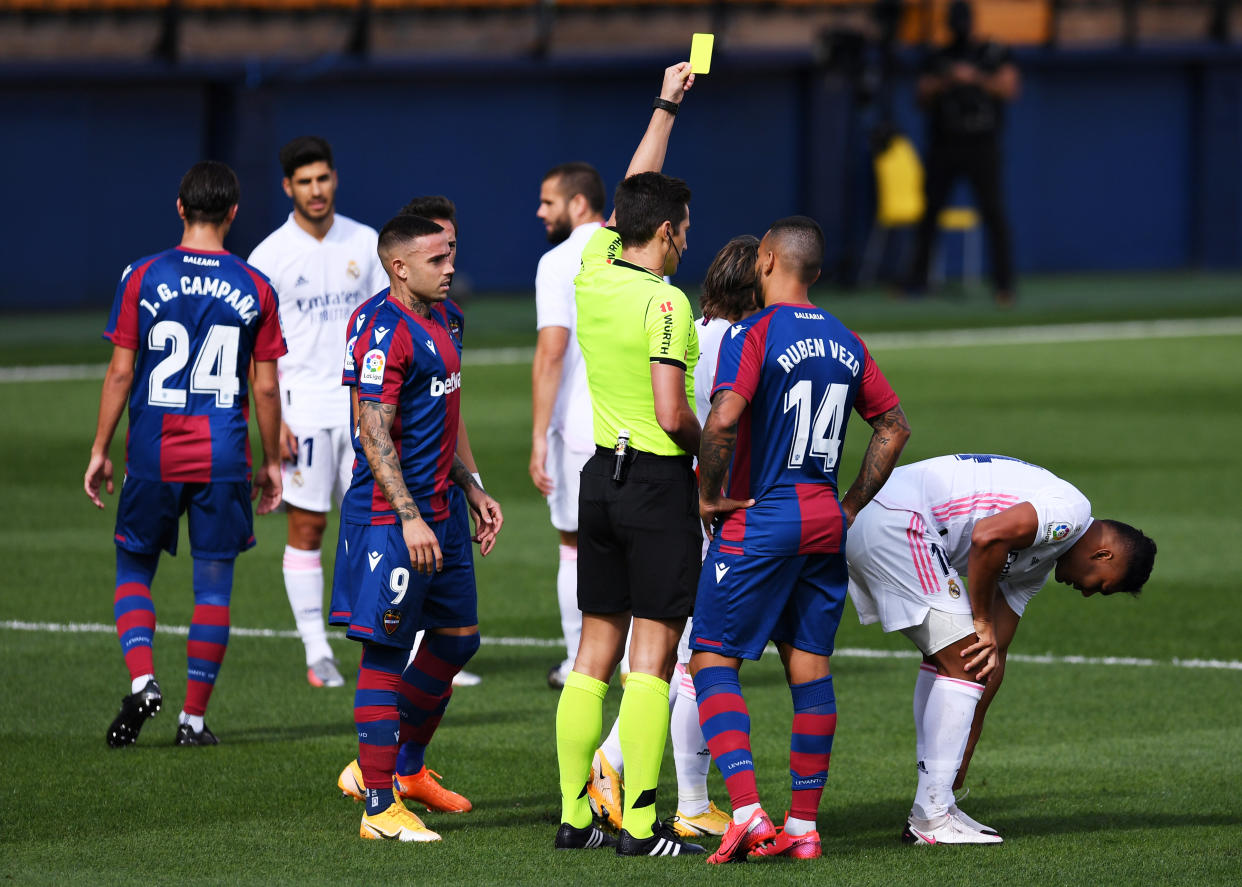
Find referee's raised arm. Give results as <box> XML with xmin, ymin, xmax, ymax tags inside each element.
<box><xmin>552</xmin><ymin>62</ymin><xmax>709</xmax><ymax>858</ymax></box>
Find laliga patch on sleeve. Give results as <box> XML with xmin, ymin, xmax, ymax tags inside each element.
<box><xmin>360</xmin><ymin>348</ymin><xmax>386</xmax><ymax>386</ymax></box>
<box><xmin>1045</xmin><ymin>521</ymin><xmax>1073</xmax><ymax>543</ymax></box>
<box><xmin>690</xmin><ymin>33</ymin><xmax>714</xmax><ymax>75</ymax></box>
<box><xmin>343</xmin><ymin>335</ymin><xmax>358</xmax><ymax>373</ymax></box>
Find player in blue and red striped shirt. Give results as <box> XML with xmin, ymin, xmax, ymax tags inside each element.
<box><xmin>84</xmin><ymin>161</ymin><xmax>286</xmax><ymax>749</ymax></box>
<box><xmin>328</xmin><ymin>213</ymin><xmax>502</xmax><ymax>843</ymax></box>
<box><xmin>688</xmin><ymin>217</ymin><xmax>911</xmax><ymax>862</ymax></box>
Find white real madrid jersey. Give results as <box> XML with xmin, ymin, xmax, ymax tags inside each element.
<box><xmin>875</xmin><ymin>454</ymin><xmax>1093</xmax><ymax>615</ymax></box>
<box><xmin>694</xmin><ymin>316</ymin><xmax>730</xmax><ymax>425</ymax></box>
<box><xmin>248</xmin><ymin>213</ymin><xmax>388</xmax><ymax>428</ymax></box>
<box><xmin>535</xmin><ymin>222</ymin><xmax>598</xmax><ymax>451</ymax></box>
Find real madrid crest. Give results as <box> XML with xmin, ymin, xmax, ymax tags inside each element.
<box><xmin>346</xmin><ymin>260</ymin><xmax>361</xmax><ymax>280</ymax></box>
<box><xmin>948</xmin><ymin>578</ymin><xmax>962</xmax><ymax>599</ymax></box>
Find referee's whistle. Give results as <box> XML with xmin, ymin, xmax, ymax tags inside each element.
<box><xmin>612</xmin><ymin>429</ymin><xmax>631</xmax><ymax>482</ymax></box>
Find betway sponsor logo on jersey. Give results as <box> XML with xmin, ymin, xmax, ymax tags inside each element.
<box><xmin>182</xmin><ymin>255</ymin><xmax>221</xmax><ymax>267</ymax></box>
<box><xmin>140</xmin><ymin>276</ymin><xmax>260</xmax><ymax>323</ymax></box>
<box><xmin>429</xmin><ymin>372</ymin><xmax>461</xmax><ymax>398</ymax></box>
<box><xmin>775</xmin><ymin>337</ymin><xmax>860</xmax><ymax>377</ymax></box>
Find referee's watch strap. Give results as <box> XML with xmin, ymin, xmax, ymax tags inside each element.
<box><xmin>652</xmin><ymin>97</ymin><xmax>680</xmax><ymax>117</ymax></box>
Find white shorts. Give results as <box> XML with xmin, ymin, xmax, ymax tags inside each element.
<box><xmin>282</xmin><ymin>421</ymin><xmax>354</xmax><ymax>513</ymax></box>
<box><xmin>846</xmin><ymin>500</ymin><xmax>971</xmax><ymax>633</ymax></box>
<box><xmin>545</xmin><ymin>427</ymin><xmax>593</xmax><ymax>533</ymax></box>
<box><xmin>898</xmin><ymin>608</ymin><xmax>976</xmax><ymax>656</ymax></box>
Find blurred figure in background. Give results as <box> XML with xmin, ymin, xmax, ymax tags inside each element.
<box><xmin>906</xmin><ymin>0</ymin><xmax>1019</xmax><ymax>305</ymax></box>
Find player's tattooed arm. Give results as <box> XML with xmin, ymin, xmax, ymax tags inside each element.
<box><xmin>448</xmin><ymin>455</ymin><xmax>482</xmax><ymax>493</ymax></box>
<box><xmin>450</xmin><ymin>455</ymin><xmax>504</xmax><ymax>554</ymax></box>
<box><xmin>697</xmin><ymin>390</ymin><xmax>754</xmax><ymax>536</ymax></box>
<box><xmin>358</xmin><ymin>400</ymin><xmax>419</xmax><ymax>521</ymax></box>
<box><xmin>839</xmin><ymin>404</ymin><xmax>911</xmax><ymax>527</ymax></box>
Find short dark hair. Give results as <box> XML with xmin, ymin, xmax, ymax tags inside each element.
<box><xmin>178</xmin><ymin>160</ymin><xmax>240</xmax><ymax>225</ymax></box>
<box><xmin>377</xmin><ymin>214</ymin><xmax>444</xmax><ymax>262</ymax></box>
<box><xmin>279</xmin><ymin>135</ymin><xmax>334</xmax><ymax>179</ymax></box>
<box><xmin>767</xmin><ymin>215</ymin><xmax>825</xmax><ymax>285</ymax></box>
<box><xmin>544</xmin><ymin>162</ymin><xmax>606</xmax><ymax>215</ymax></box>
<box><xmin>701</xmin><ymin>235</ymin><xmax>759</xmax><ymax>321</ymax></box>
<box><xmin>1100</xmin><ymin>519</ymin><xmax>1157</xmax><ymax>595</ymax></box>
<box><xmin>613</xmin><ymin>172</ymin><xmax>691</xmax><ymax>248</ymax></box>
<box><xmin>400</xmin><ymin>195</ymin><xmax>457</xmax><ymax>227</ymax></box>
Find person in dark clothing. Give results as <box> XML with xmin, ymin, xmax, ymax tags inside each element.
<box><xmin>907</xmin><ymin>0</ymin><xmax>1019</xmax><ymax>304</ymax></box>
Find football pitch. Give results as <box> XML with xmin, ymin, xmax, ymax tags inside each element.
<box><xmin>1</xmin><ymin>276</ymin><xmax>1240</xmax><ymax>886</ymax></box>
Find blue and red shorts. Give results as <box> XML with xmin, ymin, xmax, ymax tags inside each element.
<box><xmin>689</xmin><ymin>538</ymin><xmax>848</xmax><ymax>661</ymax></box>
<box><xmin>114</xmin><ymin>477</ymin><xmax>255</xmax><ymax>560</ymax></box>
<box><xmin>329</xmin><ymin>488</ymin><xmax>477</xmax><ymax>649</ymax></box>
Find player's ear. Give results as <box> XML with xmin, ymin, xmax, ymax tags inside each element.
<box><xmin>282</xmin><ymin>177</ymin><xmax>293</xmax><ymax>199</ymax></box>
<box><xmin>176</xmin><ymin>198</ymin><xmax>187</xmax><ymax>221</ymax></box>
<box><xmin>226</xmin><ymin>205</ymin><xmax>239</xmax><ymax>224</ymax></box>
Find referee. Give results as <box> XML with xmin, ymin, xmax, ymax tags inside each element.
<box><xmin>553</xmin><ymin>62</ymin><xmax>706</xmax><ymax>859</ymax></box>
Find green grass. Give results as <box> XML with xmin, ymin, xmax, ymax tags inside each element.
<box><xmin>1</xmin><ymin>278</ymin><xmax>1241</xmax><ymax>885</ymax></box>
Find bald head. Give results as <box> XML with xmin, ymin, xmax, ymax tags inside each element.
<box><xmin>764</xmin><ymin>216</ymin><xmax>824</xmax><ymax>285</ymax></box>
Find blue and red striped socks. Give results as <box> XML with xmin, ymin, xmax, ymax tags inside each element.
<box><xmin>182</xmin><ymin>558</ymin><xmax>234</xmax><ymax>718</ymax></box>
<box><xmin>355</xmin><ymin>643</ymin><xmax>407</xmax><ymax>808</ymax></box>
<box><xmin>395</xmin><ymin>631</ymin><xmax>480</xmax><ymax>777</ymax></box>
<box><xmin>788</xmin><ymin>674</ymin><xmax>836</xmax><ymax>826</ymax></box>
<box><xmin>693</xmin><ymin>665</ymin><xmax>760</xmax><ymax>811</ymax></box>
<box><xmin>113</xmin><ymin>549</ymin><xmax>158</xmax><ymax>685</ymax></box>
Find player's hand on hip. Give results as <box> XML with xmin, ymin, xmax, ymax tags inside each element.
<box><xmin>528</xmin><ymin>440</ymin><xmax>554</xmax><ymax>496</ymax></box>
<box><xmin>662</xmin><ymin>61</ymin><xmax>694</xmax><ymax>103</ymax></box>
<box><xmin>699</xmin><ymin>495</ymin><xmax>754</xmax><ymax>539</ymax></box>
<box><xmin>962</xmin><ymin>619</ymin><xmax>998</xmax><ymax>681</ymax></box>
<box><xmin>84</xmin><ymin>452</ymin><xmax>114</xmax><ymax>510</ymax></box>
<box><xmin>280</xmin><ymin>421</ymin><xmax>298</xmax><ymax>463</ymax></box>
<box><xmin>253</xmin><ymin>461</ymin><xmax>283</xmax><ymax>515</ymax></box>
<box><xmin>403</xmin><ymin>516</ymin><xmax>443</xmax><ymax>574</ymax></box>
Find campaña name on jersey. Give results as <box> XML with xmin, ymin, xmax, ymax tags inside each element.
<box><xmin>140</xmin><ymin>276</ymin><xmax>260</xmax><ymax>323</ymax></box>
<box><xmin>775</xmin><ymin>337</ymin><xmax>860</xmax><ymax>377</ymax></box>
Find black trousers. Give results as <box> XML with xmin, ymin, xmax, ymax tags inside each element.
<box><xmin>908</xmin><ymin>136</ymin><xmax>1014</xmax><ymax>294</ymax></box>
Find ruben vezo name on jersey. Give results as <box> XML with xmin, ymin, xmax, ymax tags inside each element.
<box><xmin>140</xmin><ymin>276</ymin><xmax>260</xmax><ymax>323</ymax></box>
<box><xmin>775</xmin><ymin>337</ymin><xmax>860</xmax><ymax>376</ymax></box>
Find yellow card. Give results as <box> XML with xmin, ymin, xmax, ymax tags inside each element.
<box><xmin>690</xmin><ymin>33</ymin><xmax>714</xmax><ymax>75</ymax></box>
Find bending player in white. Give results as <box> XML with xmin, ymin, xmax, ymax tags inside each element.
<box><xmin>846</xmin><ymin>454</ymin><xmax>1157</xmax><ymax>844</ymax></box>
<box><xmin>531</xmin><ymin>163</ymin><xmax>605</xmax><ymax>690</ymax></box>
<box><xmin>248</xmin><ymin>136</ymin><xmax>387</xmax><ymax>688</ymax></box>
<box><xmin>585</xmin><ymin>236</ymin><xmax>760</xmax><ymax>840</ymax></box>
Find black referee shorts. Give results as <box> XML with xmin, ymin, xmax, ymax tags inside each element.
<box><xmin>577</xmin><ymin>446</ymin><xmax>702</xmax><ymax>621</ymax></box>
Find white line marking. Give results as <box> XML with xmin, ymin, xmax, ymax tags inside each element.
<box><xmin>3</xmin><ymin>620</ymin><xmax>1238</xmax><ymax>670</ymax></box>
<box><xmin>3</xmin><ymin>317</ymin><xmax>1240</xmax><ymax>382</ymax></box>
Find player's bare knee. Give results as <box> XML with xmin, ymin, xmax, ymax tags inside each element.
<box><xmin>287</xmin><ymin>505</ymin><xmax>328</xmax><ymax>549</ymax></box>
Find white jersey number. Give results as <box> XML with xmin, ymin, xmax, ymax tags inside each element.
<box><xmin>783</xmin><ymin>380</ymin><xmax>848</xmax><ymax>472</ymax></box>
<box><xmin>147</xmin><ymin>321</ymin><xmax>240</xmax><ymax>409</ymax></box>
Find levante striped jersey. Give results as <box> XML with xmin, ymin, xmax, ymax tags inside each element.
<box><xmin>710</xmin><ymin>303</ymin><xmax>899</xmax><ymax>556</ymax></box>
<box><xmin>340</xmin><ymin>292</ymin><xmax>463</xmax><ymax>526</ymax></box>
<box><xmin>103</xmin><ymin>246</ymin><xmax>287</xmax><ymax>483</ymax></box>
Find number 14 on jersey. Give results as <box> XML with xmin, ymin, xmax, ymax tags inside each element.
<box><xmin>783</xmin><ymin>380</ymin><xmax>848</xmax><ymax>472</ymax></box>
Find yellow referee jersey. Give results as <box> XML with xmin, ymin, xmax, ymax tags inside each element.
<box><xmin>573</xmin><ymin>227</ymin><xmax>699</xmax><ymax>456</ymax></box>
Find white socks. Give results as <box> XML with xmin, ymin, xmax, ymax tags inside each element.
<box><xmin>913</xmin><ymin>662</ymin><xmax>937</xmax><ymax>765</ymax></box>
<box><xmin>179</xmin><ymin>711</ymin><xmax>204</xmax><ymax>732</ymax></box>
<box><xmin>131</xmin><ymin>674</ymin><xmax>155</xmax><ymax>695</ymax></box>
<box><xmin>600</xmin><ymin>715</ymin><xmax>624</xmax><ymax>773</ymax></box>
<box><xmin>283</xmin><ymin>546</ymin><xmax>332</xmax><ymax>665</ymax></box>
<box><xmin>557</xmin><ymin>545</ymin><xmax>581</xmax><ymax>672</ymax></box>
<box><xmin>734</xmin><ymin>803</ymin><xmax>761</xmax><ymax>824</ymax></box>
<box><xmin>913</xmin><ymin>675</ymin><xmax>984</xmax><ymax>822</ymax></box>
<box><xmin>670</xmin><ymin>664</ymin><xmax>710</xmax><ymax>815</ymax></box>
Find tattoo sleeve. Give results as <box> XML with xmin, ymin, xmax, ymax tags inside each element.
<box><xmin>448</xmin><ymin>455</ymin><xmax>481</xmax><ymax>493</ymax></box>
<box><xmin>840</xmin><ymin>404</ymin><xmax>911</xmax><ymax>521</ymax></box>
<box><xmin>358</xmin><ymin>400</ymin><xmax>420</xmax><ymax>522</ymax></box>
<box><xmin>698</xmin><ymin>417</ymin><xmax>737</xmax><ymax>501</ymax></box>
